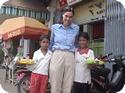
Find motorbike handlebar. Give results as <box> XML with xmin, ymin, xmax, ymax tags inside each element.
<box><xmin>105</xmin><ymin>55</ymin><xmax>125</xmax><ymax>63</ymax></box>
<box><xmin>97</xmin><ymin>53</ymin><xmax>112</xmax><ymax>60</ymax></box>
<box><xmin>122</xmin><ymin>56</ymin><xmax>125</xmax><ymax>60</ymax></box>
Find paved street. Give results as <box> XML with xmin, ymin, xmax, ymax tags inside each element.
<box><xmin>0</xmin><ymin>68</ymin><xmax>16</xmax><ymax>93</ymax></box>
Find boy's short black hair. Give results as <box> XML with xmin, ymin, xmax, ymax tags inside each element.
<box><xmin>78</xmin><ymin>32</ymin><xmax>90</xmax><ymax>41</ymax></box>
<box><xmin>39</xmin><ymin>35</ymin><xmax>50</xmax><ymax>41</ymax></box>
<box><xmin>62</xmin><ymin>6</ymin><xmax>74</xmax><ymax>15</ymax></box>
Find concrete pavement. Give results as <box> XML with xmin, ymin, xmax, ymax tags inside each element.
<box><xmin>0</xmin><ymin>68</ymin><xmax>17</xmax><ymax>93</ymax></box>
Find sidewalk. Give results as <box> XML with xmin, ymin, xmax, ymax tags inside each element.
<box><xmin>0</xmin><ymin>85</ymin><xmax>9</xmax><ymax>93</ymax></box>
<box><xmin>0</xmin><ymin>68</ymin><xmax>16</xmax><ymax>93</ymax></box>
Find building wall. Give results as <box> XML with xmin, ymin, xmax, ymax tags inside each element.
<box><xmin>5</xmin><ymin>0</ymin><xmax>46</xmax><ymax>11</ymax></box>
<box><xmin>46</xmin><ymin>0</ymin><xmax>58</xmax><ymax>27</ymax></box>
<box><xmin>105</xmin><ymin>0</ymin><xmax>125</xmax><ymax>55</ymax></box>
<box><xmin>73</xmin><ymin>0</ymin><xmax>105</xmax><ymax>56</ymax></box>
<box><xmin>73</xmin><ymin>0</ymin><xmax>105</xmax><ymax>24</ymax></box>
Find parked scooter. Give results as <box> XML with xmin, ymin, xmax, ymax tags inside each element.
<box><xmin>14</xmin><ymin>58</ymin><xmax>34</xmax><ymax>93</ymax></box>
<box><xmin>90</xmin><ymin>54</ymin><xmax>125</xmax><ymax>93</ymax></box>
<box><xmin>15</xmin><ymin>66</ymin><xmax>32</xmax><ymax>93</ymax></box>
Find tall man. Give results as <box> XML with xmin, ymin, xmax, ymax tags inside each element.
<box><xmin>49</xmin><ymin>6</ymin><xmax>79</xmax><ymax>93</ymax></box>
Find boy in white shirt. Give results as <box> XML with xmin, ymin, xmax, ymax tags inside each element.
<box><xmin>74</xmin><ymin>32</ymin><xmax>94</xmax><ymax>93</ymax></box>
<box><xmin>30</xmin><ymin>35</ymin><xmax>52</xmax><ymax>93</ymax></box>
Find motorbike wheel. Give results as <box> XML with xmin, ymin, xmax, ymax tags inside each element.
<box><xmin>110</xmin><ymin>71</ymin><xmax>125</xmax><ymax>92</ymax></box>
<box><xmin>90</xmin><ymin>82</ymin><xmax>107</xmax><ymax>93</ymax></box>
<box><xmin>17</xmin><ymin>75</ymin><xmax>30</xmax><ymax>93</ymax></box>
<box><xmin>106</xmin><ymin>89</ymin><xmax>116</xmax><ymax>93</ymax></box>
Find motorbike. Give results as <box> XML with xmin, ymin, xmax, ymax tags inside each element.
<box><xmin>90</xmin><ymin>54</ymin><xmax>125</xmax><ymax>93</ymax></box>
<box><xmin>15</xmin><ymin>66</ymin><xmax>32</xmax><ymax>93</ymax></box>
<box><xmin>13</xmin><ymin>58</ymin><xmax>34</xmax><ymax>93</ymax></box>
<box><xmin>15</xmin><ymin>67</ymin><xmax>52</xmax><ymax>93</ymax></box>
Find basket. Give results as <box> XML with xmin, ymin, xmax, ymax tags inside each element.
<box><xmin>86</xmin><ymin>58</ymin><xmax>104</xmax><ymax>65</ymax></box>
<box><xmin>18</xmin><ymin>59</ymin><xmax>34</xmax><ymax>65</ymax></box>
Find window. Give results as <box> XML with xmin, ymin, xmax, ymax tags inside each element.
<box><xmin>36</xmin><ymin>12</ymin><xmax>41</xmax><ymax>19</ymax></box>
<box><xmin>18</xmin><ymin>9</ymin><xmax>24</xmax><ymax>16</ymax></box>
<box><xmin>79</xmin><ymin>24</ymin><xmax>84</xmax><ymax>32</ymax></box>
<box><xmin>91</xmin><ymin>21</ymin><xmax>104</xmax><ymax>40</ymax></box>
<box><xmin>6</xmin><ymin>7</ymin><xmax>11</xmax><ymax>15</ymax></box>
<box><xmin>41</xmin><ymin>12</ymin><xmax>46</xmax><ymax>19</ymax></box>
<box><xmin>12</xmin><ymin>7</ymin><xmax>18</xmax><ymax>15</ymax></box>
<box><xmin>0</xmin><ymin>6</ymin><xmax>6</xmax><ymax>14</ymax></box>
<box><xmin>24</xmin><ymin>9</ymin><xmax>28</xmax><ymax>16</ymax></box>
<box><xmin>30</xmin><ymin>10</ymin><xmax>35</xmax><ymax>18</ymax></box>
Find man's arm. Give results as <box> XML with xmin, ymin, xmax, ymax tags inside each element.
<box><xmin>75</xmin><ymin>25</ymin><xmax>79</xmax><ymax>48</ymax></box>
<box><xmin>49</xmin><ymin>25</ymin><xmax>55</xmax><ymax>51</ymax></box>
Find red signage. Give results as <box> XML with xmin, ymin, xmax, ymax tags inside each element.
<box><xmin>59</xmin><ymin>0</ymin><xmax>67</xmax><ymax>7</ymax></box>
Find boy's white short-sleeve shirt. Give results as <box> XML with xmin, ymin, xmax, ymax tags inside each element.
<box><xmin>29</xmin><ymin>49</ymin><xmax>52</xmax><ymax>75</ymax></box>
<box><xmin>74</xmin><ymin>49</ymin><xmax>94</xmax><ymax>84</ymax></box>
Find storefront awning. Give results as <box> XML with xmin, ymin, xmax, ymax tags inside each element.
<box><xmin>0</xmin><ymin>16</ymin><xmax>49</xmax><ymax>40</ymax></box>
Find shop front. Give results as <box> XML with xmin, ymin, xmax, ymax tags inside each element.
<box><xmin>71</xmin><ymin>0</ymin><xmax>105</xmax><ymax>56</ymax></box>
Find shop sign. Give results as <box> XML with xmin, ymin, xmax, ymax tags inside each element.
<box><xmin>67</xmin><ymin>0</ymin><xmax>82</xmax><ymax>6</ymax></box>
